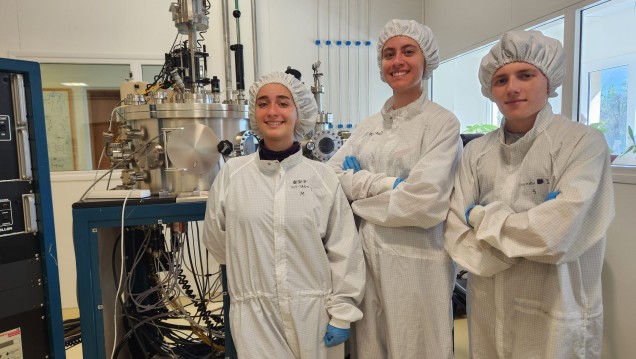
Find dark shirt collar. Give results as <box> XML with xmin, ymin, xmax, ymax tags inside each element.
<box><xmin>258</xmin><ymin>140</ymin><xmax>301</xmax><ymax>161</ymax></box>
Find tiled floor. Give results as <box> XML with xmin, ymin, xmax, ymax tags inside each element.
<box><xmin>62</xmin><ymin>308</ymin><xmax>469</xmax><ymax>359</ymax></box>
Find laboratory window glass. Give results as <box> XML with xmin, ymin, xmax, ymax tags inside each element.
<box><xmin>431</xmin><ymin>17</ymin><xmax>564</xmax><ymax>134</ymax></box>
<box><xmin>579</xmin><ymin>0</ymin><xmax>636</xmax><ymax>165</ymax></box>
<box><xmin>431</xmin><ymin>44</ymin><xmax>496</xmax><ymax>134</ymax></box>
<box><xmin>528</xmin><ymin>18</ymin><xmax>565</xmax><ymax>114</ymax></box>
<box><xmin>39</xmin><ymin>63</ymin><xmax>131</xmax><ymax>171</ymax></box>
<box><xmin>142</xmin><ymin>65</ymin><xmax>164</xmax><ymax>85</ymax></box>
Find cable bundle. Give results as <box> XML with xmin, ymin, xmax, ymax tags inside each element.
<box><xmin>63</xmin><ymin>317</ymin><xmax>82</xmax><ymax>349</ymax></box>
<box><xmin>109</xmin><ymin>223</ymin><xmax>225</xmax><ymax>358</ymax></box>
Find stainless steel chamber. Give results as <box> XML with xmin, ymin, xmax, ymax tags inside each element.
<box><xmin>120</xmin><ymin>101</ymin><xmax>249</xmax><ymax>195</ymax></box>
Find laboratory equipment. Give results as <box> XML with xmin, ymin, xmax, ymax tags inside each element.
<box><xmin>0</xmin><ymin>57</ymin><xmax>64</xmax><ymax>358</ymax></box>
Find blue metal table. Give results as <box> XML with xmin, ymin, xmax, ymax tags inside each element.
<box><xmin>72</xmin><ymin>199</ymin><xmax>207</xmax><ymax>358</ymax></box>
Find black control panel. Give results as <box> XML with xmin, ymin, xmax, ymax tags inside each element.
<box><xmin>0</xmin><ymin>72</ymin><xmax>21</xmax><ymax>181</ymax></box>
<box><xmin>0</xmin><ymin>61</ymin><xmax>60</xmax><ymax>358</ymax></box>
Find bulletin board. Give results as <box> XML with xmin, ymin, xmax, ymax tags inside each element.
<box><xmin>43</xmin><ymin>88</ymin><xmax>77</xmax><ymax>171</ymax></box>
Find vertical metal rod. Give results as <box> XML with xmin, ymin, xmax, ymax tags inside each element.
<box><xmin>251</xmin><ymin>0</ymin><xmax>259</xmax><ymax>79</ymax></box>
<box><xmin>234</xmin><ymin>0</ymin><xmax>241</xmax><ymax>43</ymax></box>
<box><xmin>222</xmin><ymin>0</ymin><xmax>234</xmax><ymax>102</ymax></box>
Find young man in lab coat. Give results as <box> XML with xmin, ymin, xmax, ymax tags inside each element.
<box><xmin>445</xmin><ymin>30</ymin><xmax>614</xmax><ymax>358</ymax></box>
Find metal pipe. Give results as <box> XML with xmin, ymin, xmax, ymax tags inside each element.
<box><xmin>222</xmin><ymin>0</ymin><xmax>234</xmax><ymax>102</ymax></box>
<box><xmin>251</xmin><ymin>0</ymin><xmax>259</xmax><ymax>79</ymax></box>
<box><xmin>189</xmin><ymin>28</ymin><xmax>197</xmax><ymax>91</ymax></box>
<box><xmin>234</xmin><ymin>0</ymin><xmax>241</xmax><ymax>43</ymax></box>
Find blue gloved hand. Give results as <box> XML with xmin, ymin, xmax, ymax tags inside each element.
<box><xmin>393</xmin><ymin>177</ymin><xmax>404</xmax><ymax>189</ymax></box>
<box><xmin>324</xmin><ymin>324</ymin><xmax>350</xmax><ymax>347</ymax></box>
<box><xmin>465</xmin><ymin>204</ymin><xmax>477</xmax><ymax>228</ymax></box>
<box><xmin>544</xmin><ymin>191</ymin><xmax>560</xmax><ymax>201</ymax></box>
<box><xmin>342</xmin><ymin>156</ymin><xmax>361</xmax><ymax>173</ymax></box>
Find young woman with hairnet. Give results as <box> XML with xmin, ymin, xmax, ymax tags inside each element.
<box><xmin>328</xmin><ymin>20</ymin><xmax>462</xmax><ymax>358</ymax></box>
<box><xmin>202</xmin><ymin>71</ymin><xmax>365</xmax><ymax>358</ymax></box>
<box><xmin>444</xmin><ymin>30</ymin><xmax>615</xmax><ymax>358</ymax></box>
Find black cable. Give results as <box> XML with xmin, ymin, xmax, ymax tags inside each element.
<box><xmin>64</xmin><ymin>333</ymin><xmax>82</xmax><ymax>349</ymax></box>
<box><xmin>195</xmin><ymin>0</ymin><xmax>211</xmax><ymax>50</ymax></box>
<box><xmin>111</xmin><ymin>312</ymin><xmax>180</xmax><ymax>358</ymax></box>
<box><xmin>184</xmin><ymin>230</ymin><xmax>214</xmax><ymax>329</ymax></box>
<box><xmin>107</xmin><ymin>225</ymin><xmax>224</xmax><ymax>358</ymax></box>
<box><xmin>111</xmin><ymin>232</ymin><xmax>151</xmax><ymax>358</ymax></box>
<box><xmin>147</xmin><ymin>31</ymin><xmax>181</xmax><ymax>92</ymax></box>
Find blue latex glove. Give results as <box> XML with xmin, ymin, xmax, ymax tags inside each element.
<box><xmin>342</xmin><ymin>156</ymin><xmax>361</xmax><ymax>173</ymax></box>
<box><xmin>544</xmin><ymin>191</ymin><xmax>560</xmax><ymax>201</ymax></box>
<box><xmin>465</xmin><ymin>204</ymin><xmax>477</xmax><ymax>228</ymax></box>
<box><xmin>393</xmin><ymin>177</ymin><xmax>404</xmax><ymax>189</ymax></box>
<box><xmin>324</xmin><ymin>324</ymin><xmax>350</xmax><ymax>347</ymax></box>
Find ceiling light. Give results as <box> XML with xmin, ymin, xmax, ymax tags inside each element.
<box><xmin>61</xmin><ymin>82</ymin><xmax>88</xmax><ymax>87</ymax></box>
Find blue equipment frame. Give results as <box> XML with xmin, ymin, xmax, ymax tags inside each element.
<box><xmin>0</xmin><ymin>57</ymin><xmax>65</xmax><ymax>358</ymax></box>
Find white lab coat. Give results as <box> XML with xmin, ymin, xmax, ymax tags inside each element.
<box><xmin>329</xmin><ymin>92</ymin><xmax>461</xmax><ymax>358</ymax></box>
<box><xmin>444</xmin><ymin>104</ymin><xmax>615</xmax><ymax>358</ymax></box>
<box><xmin>202</xmin><ymin>149</ymin><xmax>365</xmax><ymax>359</ymax></box>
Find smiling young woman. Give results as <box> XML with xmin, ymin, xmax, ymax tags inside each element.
<box><xmin>202</xmin><ymin>72</ymin><xmax>365</xmax><ymax>358</ymax></box>
<box><xmin>381</xmin><ymin>36</ymin><xmax>426</xmax><ymax>109</ymax></box>
<box><xmin>328</xmin><ymin>19</ymin><xmax>462</xmax><ymax>359</ymax></box>
<box><xmin>253</xmin><ymin>83</ymin><xmax>299</xmax><ymax>151</ymax></box>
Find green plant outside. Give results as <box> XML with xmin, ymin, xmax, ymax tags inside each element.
<box><xmin>463</xmin><ymin>124</ymin><xmax>498</xmax><ymax>134</ymax></box>
<box><xmin>622</xmin><ymin>125</ymin><xmax>636</xmax><ymax>155</ymax></box>
<box><xmin>590</xmin><ymin>122</ymin><xmax>609</xmax><ymax>134</ymax></box>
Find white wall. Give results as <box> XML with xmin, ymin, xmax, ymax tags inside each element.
<box><xmin>3</xmin><ymin>0</ymin><xmax>424</xmax><ymax>125</ymax></box>
<box><xmin>602</xmin><ymin>176</ymin><xmax>636</xmax><ymax>358</ymax></box>
<box><xmin>425</xmin><ymin>0</ymin><xmax>589</xmax><ymax>59</ymax></box>
<box><xmin>1</xmin><ymin>0</ymin><xmax>256</xmax><ymax>97</ymax></box>
<box><xmin>255</xmin><ymin>0</ymin><xmax>423</xmax><ymax>123</ymax></box>
<box><xmin>50</xmin><ymin>172</ymin><xmax>113</xmax><ymax>309</ymax></box>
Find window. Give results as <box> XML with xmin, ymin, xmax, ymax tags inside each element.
<box><xmin>142</xmin><ymin>65</ymin><xmax>164</xmax><ymax>84</ymax></box>
<box><xmin>432</xmin><ymin>44</ymin><xmax>496</xmax><ymax>133</ymax></box>
<box><xmin>579</xmin><ymin>0</ymin><xmax>636</xmax><ymax>165</ymax></box>
<box><xmin>431</xmin><ymin>18</ymin><xmax>564</xmax><ymax>134</ymax></box>
<box><xmin>40</xmin><ymin>63</ymin><xmax>132</xmax><ymax>171</ymax></box>
<box><xmin>528</xmin><ymin>18</ymin><xmax>564</xmax><ymax>114</ymax></box>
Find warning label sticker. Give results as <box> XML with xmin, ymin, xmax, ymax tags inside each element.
<box><xmin>0</xmin><ymin>327</ymin><xmax>23</xmax><ymax>359</ymax></box>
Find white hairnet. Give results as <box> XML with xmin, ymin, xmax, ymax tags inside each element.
<box><xmin>478</xmin><ymin>30</ymin><xmax>566</xmax><ymax>100</ymax></box>
<box><xmin>377</xmin><ymin>19</ymin><xmax>439</xmax><ymax>81</ymax></box>
<box><xmin>248</xmin><ymin>71</ymin><xmax>318</xmax><ymax>140</ymax></box>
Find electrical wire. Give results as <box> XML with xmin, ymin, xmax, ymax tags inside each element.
<box><xmin>327</xmin><ymin>0</ymin><xmax>332</xmax><ymax>116</ymax></box>
<box><xmin>347</xmin><ymin>0</ymin><xmax>351</xmax><ymax>123</ymax></box>
<box><xmin>104</xmin><ymin>214</ymin><xmax>224</xmax><ymax>357</ymax></box>
<box><xmin>146</xmin><ymin>32</ymin><xmax>181</xmax><ymax>93</ymax></box>
<box><xmin>110</xmin><ymin>233</ymin><xmax>150</xmax><ymax>358</ymax></box>
<box><xmin>110</xmin><ymin>189</ymin><xmax>135</xmax><ymax>359</ymax></box>
<box><xmin>197</xmin><ymin>0</ymin><xmax>212</xmax><ymax>50</ymax></box>
<box><xmin>108</xmin><ymin>223</ymin><xmax>224</xmax><ymax>358</ymax></box>
<box><xmin>337</xmin><ymin>0</ymin><xmax>342</xmax><ymax>122</ymax></box>
<box><xmin>357</xmin><ymin>0</ymin><xmax>361</xmax><ymax>124</ymax></box>
<box><xmin>366</xmin><ymin>0</ymin><xmax>370</xmax><ymax>120</ymax></box>
<box><xmin>316</xmin><ymin>0</ymin><xmax>320</xmax><ymax>61</ymax></box>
